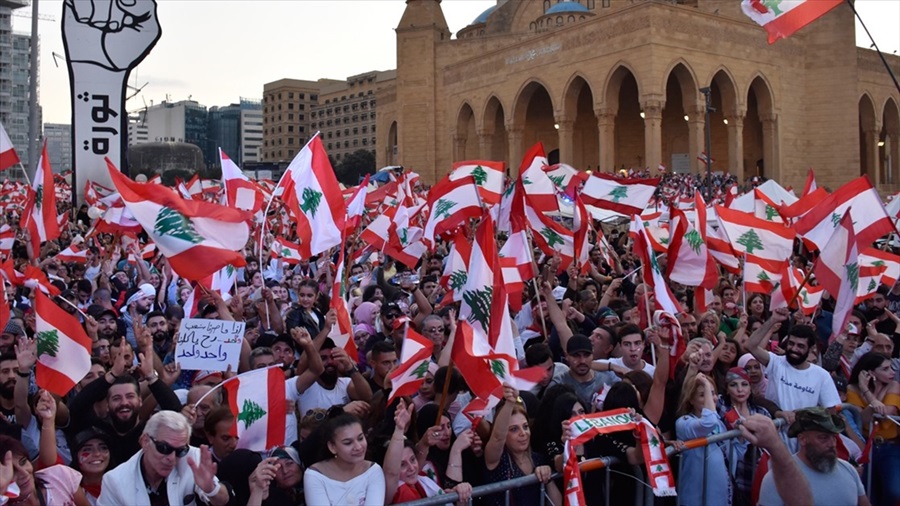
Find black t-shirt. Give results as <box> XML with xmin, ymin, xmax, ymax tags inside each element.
<box><xmin>0</xmin><ymin>406</ymin><xmax>20</xmax><ymax>440</ymax></box>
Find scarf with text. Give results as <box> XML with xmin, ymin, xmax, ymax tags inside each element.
<box><xmin>563</xmin><ymin>409</ymin><xmax>677</xmax><ymax>505</ymax></box>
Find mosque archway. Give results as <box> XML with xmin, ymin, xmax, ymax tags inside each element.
<box><xmin>859</xmin><ymin>94</ymin><xmax>878</xmax><ymax>181</ymax></box>
<box><xmin>880</xmin><ymin>98</ymin><xmax>899</xmax><ymax>186</ymax></box>
<box><xmin>455</xmin><ymin>102</ymin><xmax>478</xmax><ymax>161</ymax></box>
<box><xmin>710</xmin><ymin>69</ymin><xmax>740</xmax><ymax>178</ymax></box>
<box><xmin>561</xmin><ymin>75</ymin><xmax>599</xmax><ymax>171</ymax></box>
<box><xmin>387</xmin><ymin>121</ymin><xmax>399</xmax><ymax>166</ymax></box>
<box><xmin>744</xmin><ymin>76</ymin><xmax>776</xmax><ymax>181</ymax></box>
<box><xmin>512</xmin><ymin>81</ymin><xmax>557</xmax><ymax>168</ymax></box>
<box><xmin>603</xmin><ymin>65</ymin><xmax>643</xmax><ymax>171</ymax></box>
<box><xmin>482</xmin><ymin>96</ymin><xmax>508</xmax><ymax>166</ymax></box>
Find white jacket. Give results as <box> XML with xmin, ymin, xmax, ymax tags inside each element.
<box><xmin>98</xmin><ymin>446</ymin><xmax>219</xmax><ymax>506</ymax></box>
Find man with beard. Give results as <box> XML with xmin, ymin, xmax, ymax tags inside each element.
<box><xmin>0</xmin><ymin>353</ymin><xmax>20</xmax><ymax>439</ymax></box>
<box><xmin>298</xmin><ymin>338</ymin><xmax>372</xmax><ymax>418</ymax></box>
<box><xmin>67</xmin><ymin>324</ymin><xmax>182</xmax><ymax>467</ymax></box>
<box><xmin>746</xmin><ymin>308</ymin><xmax>841</xmax><ymax>424</ymax></box>
<box><xmin>758</xmin><ymin>407</ymin><xmax>869</xmax><ymax>506</ymax></box>
<box><xmin>145</xmin><ymin>311</ymin><xmax>174</xmax><ymax>361</ymax></box>
<box><xmin>121</xmin><ymin>283</ymin><xmax>156</xmax><ymax>350</ymax></box>
<box><xmin>548</xmin><ymin>335</ymin><xmax>619</xmax><ymax>411</ymax></box>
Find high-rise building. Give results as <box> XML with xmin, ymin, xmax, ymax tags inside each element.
<box><xmin>144</xmin><ymin>99</ymin><xmax>212</xmax><ymax>166</ymax></box>
<box><xmin>44</xmin><ymin>123</ymin><xmax>71</xmax><ymax>173</ymax></box>
<box><xmin>261</xmin><ymin>79</ymin><xmax>336</xmax><ymax>163</ymax></box>
<box><xmin>311</xmin><ymin>70</ymin><xmax>395</xmax><ymax>163</ymax></box>
<box><xmin>0</xmin><ymin>1</ymin><xmax>39</xmax><ymax>173</ymax></box>
<box><xmin>127</xmin><ymin>110</ymin><xmax>149</xmax><ymax>146</ymax></box>
<box><xmin>207</xmin><ymin>98</ymin><xmax>262</xmax><ymax>167</ymax></box>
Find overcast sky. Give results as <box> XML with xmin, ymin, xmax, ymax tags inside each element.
<box><xmin>13</xmin><ymin>0</ymin><xmax>900</xmax><ymax>125</ymax></box>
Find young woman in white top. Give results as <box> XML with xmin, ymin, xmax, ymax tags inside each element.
<box><xmin>303</xmin><ymin>414</ymin><xmax>385</xmax><ymax>506</ymax></box>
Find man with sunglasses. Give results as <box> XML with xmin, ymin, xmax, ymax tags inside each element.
<box><xmin>99</xmin><ymin>410</ymin><xmax>230</xmax><ymax>505</ymax></box>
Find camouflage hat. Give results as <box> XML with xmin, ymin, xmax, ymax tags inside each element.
<box><xmin>787</xmin><ymin>406</ymin><xmax>846</xmax><ymax>438</ymax></box>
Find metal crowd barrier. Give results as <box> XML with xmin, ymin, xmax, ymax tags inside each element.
<box><xmin>401</xmin><ymin>404</ymin><xmax>890</xmax><ymax>506</ymax></box>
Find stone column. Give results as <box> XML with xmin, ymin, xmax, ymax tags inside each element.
<box><xmin>641</xmin><ymin>100</ymin><xmax>663</xmax><ymax>175</ymax></box>
<box><xmin>452</xmin><ymin>134</ymin><xmax>467</xmax><ymax>162</ymax></box>
<box><xmin>477</xmin><ymin>128</ymin><xmax>493</xmax><ymax>161</ymax></box>
<box><xmin>760</xmin><ymin>113</ymin><xmax>779</xmax><ymax>182</ymax></box>
<box><xmin>726</xmin><ymin>112</ymin><xmax>745</xmax><ymax>181</ymax></box>
<box><xmin>556</xmin><ymin>117</ymin><xmax>575</xmax><ymax>165</ymax></box>
<box><xmin>687</xmin><ymin>105</ymin><xmax>706</xmax><ymax>174</ymax></box>
<box><xmin>887</xmin><ymin>128</ymin><xmax>900</xmax><ymax>186</ymax></box>
<box><xmin>596</xmin><ymin>108</ymin><xmax>616</xmax><ymax>172</ymax></box>
<box><xmin>864</xmin><ymin>127</ymin><xmax>882</xmax><ymax>185</ymax></box>
<box><xmin>507</xmin><ymin>127</ymin><xmax>524</xmax><ymax>176</ymax></box>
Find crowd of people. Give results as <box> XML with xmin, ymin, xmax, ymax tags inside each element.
<box><xmin>0</xmin><ymin>167</ymin><xmax>896</xmax><ymax>506</ymax></box>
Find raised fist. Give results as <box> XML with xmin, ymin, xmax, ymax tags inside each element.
<box><xmin>63</xmin><ymin>0</ymin><xmax>161</xmax><ymax>72</ymax></box>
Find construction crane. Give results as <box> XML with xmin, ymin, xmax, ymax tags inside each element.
<box><xmin>11</xmin><ymin>11</ymin><xmax>55</xmax><ymax>22</ymax></box>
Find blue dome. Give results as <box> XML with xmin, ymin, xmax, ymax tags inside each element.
<box><xmin>471</xmin><ymin>5</ymin><xmax>496</xmax><ymax>25</ymax></box>
<box><xmin>545</xmin><ymin>1</ymin><xmax>589</xmax><ymax>15</ymax></box>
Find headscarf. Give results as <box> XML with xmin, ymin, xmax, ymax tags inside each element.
<box><xmin>354</xmin><ymin>301</ymin><xmax>379</xmax><ymax>326</ymax></box>
<box><xmin>738</xmin><ymin>353</ymin><xmax>768</xmax><ymax>397</ymax></box>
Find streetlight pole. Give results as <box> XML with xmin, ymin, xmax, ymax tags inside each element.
<box><xmin>27</xmin><ymin>0</ymin><xmax>40</xmax><ymax>180</ymax></box>
<box><xmin>699</xmin><ymin>86</ymin><xmax>714</xmax><ymax>202</ymax></box>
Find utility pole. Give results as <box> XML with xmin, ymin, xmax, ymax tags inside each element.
<box><xmin>699</xmin><ymin>86</ymin><xmax>714</xmax><ymax>202</ymax></box>
<box><xmin>27</xmin><ymin>0</ymin><xmax>40</xmax><ymax>179</ymax></box>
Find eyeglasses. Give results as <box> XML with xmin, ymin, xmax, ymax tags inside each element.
<box><xmin>384</xmin><ymin>313</ymin><xmax>401</xmax><ymax>320</ymax></box>
<box><xmin>149</xmin><ymin>436</ymin><xmax>190</xmax><ymax>458</ymax></box>
<box><xmin>305</xmin><ymin>409</ymin><xmax>327</xmax><ymax>422</ymax></box>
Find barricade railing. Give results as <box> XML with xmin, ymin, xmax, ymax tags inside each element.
<box><xmin>402</xmin><ymin>404</ymin><xmax>887</xmax><ymax>506</ymax></box>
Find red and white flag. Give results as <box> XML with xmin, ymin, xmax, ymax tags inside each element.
<box><xmin>744</xmin><ymin>255</ymin><xmax>786</xmax><ymax>294</ymax></box>
<box><xmin>278</xmin><ymin>136</ymin><xmax>345</xmax><ymax>259</ymax></box>
<box><xmin>34</xmin><ymin>290</ymin><xmax>92</xmax><ymax>397</ymax></box>
<box><xmin>0</xmin><ymin>224</ymin><xmax>13</xmax><ymax>257</ymax></box>
<box><xmin>270</xmin><ymin>238</ymin><xmax>303</xmax><ymax>265</ymax></box>
<box><xmin>582</xmin><ymin>174</ymin><xmax>660</xmax><ymax>216</ymax></box>
<box><xmin>224</xmin><ymin>365</ymin><xmax>287</xmax><ymax>451</ymax></box>
<box><xmin>220</xmin><ymin>149</ymin><xmax>264</xmax><ymax>214</ymax></box>
<box><xmin>107</xmin><ymin>160</ymin><xmax>250</xmax><ymax>281</ymax></box>
<box><xmin>697</xmin><ymin>194</ymin><xmax>740</xmax><ymax>274</ymax></box>
<box><xmin>859</xmin><ymin>247</ymin><xmax>900</xmax><ymax>287</ymax></box>
<box><xmin>543</xmin><ymin>163</ymin><xmax>588</xmax><ymax>193</ymax></box>
<box><xmin>386</xmin><ymin>328</ymin><xmax>434</xmax><ymax>406</ymax></box>
<box><xmin>629</xmin><ymin>217</ymin><xmax>683</xmax><ymax>315</ymax></box>
<box><xmin>20</xmin><ymin>141</ymin><xmax>60</xmax><ymax>253</ymax></box>
<box><xmin>802</xmin><ymin>168</ymin><xmax>818</xmax><ymax>197</ymax></box>
<box><xmin>518</xmin><ymin>143</ymin><xmax>558</xmax><ymax>213</ymax></box>
<box><xmin>697</xmin><ymin>152</ymin><xmax>715</xmax><ymax>165</ymax></box>
<box><xmin>666</xmin><ymin>208</ymin><xmax>717</xmax><ymax>289</ymax></box>
<box><xmin>0</xmin><ymin>121</ymin><xmax>20</xmax><ymax>171</ymax></box>
<box><xmin>343</xmin><ymin>174</ymin><xmax>370</xmax><ymax>234</ymax></box>
<box><xmin>795</xmin><ymin>176</ymin><xmax>895</xmax><ymax>251</ymax></box>
<box><xmin>328</xmin><ymin>246</ymin><xmax>358</xmax><ymax>360</ymax></box>
<box><xmin>753</xmin><ymin>188</ymin><xmax>785</xmax><ymax>223</ymax></box>
<box><xmin>498</xmin><ymin>215</ymin><xmax>536</xmax><ymax>312</ymax></box>
<box><xmin>741</xmin><ymin>0</ymin><xmax>842</xmax><ymax>44</ymax></box>
<box><xmin>572</xmin><ymin>192</ymin><xmax>592</xmax><ymax>275</ymax></box>
<box><xmin>441</xmin><ymin>229</ymin><xmax>471</xmax><ymax>304</ymax></box>
<box><xmin>814</xmin><ymin>209</ymin><xmax>859</xmax><ymax>339</ymax></box>
<box><xmin>716</xmin><ymin>205</ymin><xmax>795</xmax><ymax>262</ymax></box>
<box><xmin>55</xmin><ymin>245</ymin><xmax>88</xmax><ymax>264</ymax></box>
<box><xmin>523</xmin><ymin>187</ymin><xmax>574</xmax><ymax>270</ymax></box>
<box><xmin>422</xmin><ymin>175</ymin><xmax>482</xmax><ymax>249</ymax></box>
<box><xmin>450</xmin><ymin>160</ymin><xmax>505</xmax><ymax>206</ymax></box>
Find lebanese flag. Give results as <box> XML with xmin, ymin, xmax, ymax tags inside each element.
<box><xmin>422</xmin><ymin>175</ymin><xmax>482</xmax><ymax>248</ymax></box>
<box><xmin>0</xmin><ymin>121</ymin><xmax>20</xmax><ymax>171</ymax></box>
<box><xmin>93</xmin><ymin>204</ymin><xmax>143</xmax><ymax>236</ymax></box>
<box><xmin>20</xmin><ymin>141</ymin><xmax>60</xmax><ymax>253</ymax></box>
<box><xmin>802</xmin><ymin>168</ymin><xmax>818</xmax><ymax>197</ymax></box>
<box><xmin>107</xmin><ymin>159</ymin><xmax>250</xmax><ymax>281</ymax></box>
<box><xmin>856</xmin><ymin>263</ymin><xmax>887</xmax><ymax>303</ymax></box>
<box><xmin>220</xmin><ymin>149</ymin><xmax>264</xmax><ymax>214</ymax></box>
<box><xmin>754</xmin><ymin>189</ymin><xmax>785</xmax><ymax>223</ymax></box>
<box><xmin>798</xmin><ymin>284</ymin><xmax>824</xmax><ymax>315</ymax></box>
<box><xmin>22</xmin><ymin>264</ymin><xmax>60</xmax><ymax>297</ymax></box>
<box><xmin>716</xmin><ymin>205</ymin><xmax>795</xmax><ymax>262</ymax></box>
<box><xmin>543</xmin><ymin>163</ymin><xmax>588</xmax><ymax>192</ymax></box>
<box><xmin>629</xmin><ymin>217</ymin><xmax>683</xmax><ymax>315</ymax></box>
<box><xmin>0</xmin><ymin>224</ymin><xmax>13</xmax><ymax>257</ymax></box>
<box><xmin>770</xmin><ymin>264</ymin><xmax>805</xmax><ymax>310</ymax></box>
<box><xmin>741</xmin><ymin>0</ymin><xmax>842</xmax><ymax>44</ymax></box>
<box><xmin>524</xmin><ymin>188</ymin><xmax>574</xmax><ymax>270</ymax></box>
<box><xmin>343</xmin><ymin>174</ymin><xmax>370</xmax><ymax>234</ymax></box>
<box><xmin>386</xmin><ymin>328</ymin><xmax>434</xmax><ymax>405</ymax></box>
<box><xmin>795</xmin><ymin>176</ymin><xmax>895</xmax><ymax>251</ymax></box>
<box><xmin>450</xmin><ymin>160</ymin><xmax>505</xmax><ymax>206</ymax></box>
<box><xmin>859</xmin><ymin>247</ymin><xmax>900</xmax><ymax>287</ymax></box>
<box><xmin>386</xmin><ymin>204</ymin><xmax>427</xmax><ymax>268</ymax></box>
<box><xmin>498</xmin><ymin>216</ymin><xmax>535</xmax><ymax>312</ymax></box>
<box><xmin>778</xmin><ymin>187</ymin><xmax>829</xmax><ymax>221</ymax></box>
<box><xmin>666</xmin><ymin>208</ymin><xmax>717</xmax><ymax>288</ymax></box>
<box><xmin>270</xmin><ymin>238</ymin><xmax>303</xmax><ymax>265</ymax></box>
<box><xmin>582</xmin><ymin>174</ymin><xmax>660</xmax><ymax>216</ymax></box>
<box><xmin>358</xmin><ymin>206</ymin><xmax>427</xmax><ymax>268</ymax></box>
<box><xmin>328</xmin><ymin>246</ymin><xmax>358</xmax><ymax>359</ymax></box>
<box><xmin>744</xmin><ymin>255</ymin><xmax>786</xmax><ymax>294</ymax></box>
<box><xmin>518</xmin><ymin>143</ymin><xmax>558</xmax><ymax>212</ymax></box>
<box><xmin>640</xmin><ymin>211</ymin><xmax>670</xmax><ymax>254</ymax></box>
<box><xmin>696</xmin><ymin>194</ymin><xmax>740</xmax><ymax>274</ymax></box>
<box><xmin>279</xmin><ymin>135</ymin><xmax>345</xmax><ymax>259</ymax></box>
<box><xmin>450</xmin><ymin>320</ymin><xmax>502</xmax><ymax>401</ymax></box>
<box><xmin>572</xmin><ymin>192</ymin><xmax>592</xmax><ymax>275</ymax></box>
<box><xmin>440</xmin><ymin>229</ymin><xmax>471</xmax><ymax>304</ymax></box>
<box><xmin>814</xmin><ymin>209</ymin><xmax>859</xmax><ymax>339</ymax></box>
<box><xmin>55</xmin><ymin>245</ymin><xmax>88</xmax><ymax>263</ymax></box>
<box><xmin>224</xmin><ymin>365</ymin><xmax>287</xmax><ymax>451</ymax></box>
<box><xmin>0</xmin><ymin>282</ymin><xmax>8</xmax><ymax>347</ymax></box>
<box><xmin>33</xmin><ymin>291</ymin><xmax>92</xmax><ymax>397</ymax></box>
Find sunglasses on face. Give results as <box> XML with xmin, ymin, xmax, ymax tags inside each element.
<box><xmin>149</xmin><ymin>436</ymin><xmax>190</xmax><ymax>458</ymax></box>
<box><xmin>384</xmin><ymin>313</ymin><xmax>401</xmax><ymax>320</ymax></box>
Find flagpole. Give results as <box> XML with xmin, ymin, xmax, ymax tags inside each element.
<box><xmin>642</xmin><ymin>285</ymin><xmax>656</xmax><ymax>367</ymax></box>
<box><xmin>192</xmin><ymin>363</ymin><xmax>283</xmax><ymax>408</ymax></box>
<box><xmin>55</xmin><ymin>295</ymin><xmax>88</xmax><ymax>320</ymax></box>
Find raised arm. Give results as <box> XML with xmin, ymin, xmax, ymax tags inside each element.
<box><xmin>484</xmin><ymin>385</ymin><xmax>518</xmax><ymax>471</ymax></box>
<box><xmin>540</xmin><ymin>281</ymin><xmax>573</xmax><ymax>350</ymax></box>
<box><xmin>745</xmin><ymin>308</ymin><xmax>789</xmax><ymax>367</ymax></box>
<box><xmin>291</xmin><ymin>328</ymin><xmax>324</xmax><ymax>395</ymax></box>
<box><xmin>643</xmin><ymin>327</ymin><xmax>670</xmax><ymax>425</ymax></box>
<box><xmin>383</xmin><ymin>398</ymin><xmax>414</xmax><ymax>503</ymax></box>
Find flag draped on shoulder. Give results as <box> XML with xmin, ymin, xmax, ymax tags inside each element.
<box><xmin>741</xmin><ymin>0</ymin><xmax>842</xmax><ymax>44</ymax></box>
<box><xmin>582</xmin><ymin>174</ymin><xmax>659</xmax><ymax>216</ymax></box>
<box><xmin>21</xmin><ymin>141</ymin><xmax>60</xmax><ymax>253</ymax></box>
<box><xmin>450</xmin><ymin>160</ymin><xmax>505</xmax><ymax>206</ymax></box>
<box><xmin>34</xmin><ymin>291</ymin><xmax>92</xmax><ymax>397</ymax></box>
<box><xmin>107</xmin><ymin>159</ymin><xmax>250</xmax><ymax>281</ymax></box>
<box><xmin>224</xmin><ymin>365</ymin><xmax>287</xmax><ymax>451</ymax></box>
<box><xmin>814</xmin><ymin>209</ymin><xmax>859</xmax><ymax>339</ymax></box>
<box><xmin>279</xmin><ymin>136</ymin><xmax>346</xmax><ymax>259</ymax></box>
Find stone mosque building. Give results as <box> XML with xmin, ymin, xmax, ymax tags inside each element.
<box><xmin>374</xmin><ymin>0</ymin><xmax>900</xmax><ymax>192</ymax></box>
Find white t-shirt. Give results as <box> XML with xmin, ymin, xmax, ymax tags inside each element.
<box><xmin>298</xmin><ymin>377</ymin><xmax>352</xmax><ymax>412</ymax></box>
<box><xmin>764</xmin><ymin>352</ymin><xmax>840</xmax><ymax>411</ymax></box>
<box><xmin>607</xmin><ymin>356</ymin><xmax>656</xmax><ymax>377</ymax></box>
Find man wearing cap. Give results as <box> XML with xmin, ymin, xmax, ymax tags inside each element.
<box><xmin>548</xmin><ymin>334</ymin><xmax>619</xmax><ymax>411</ymax></box>
<box><xmin>363</xmin><ymin>302</ymin><xmax>406</xmax><ymax>353</ymax></box>
<box><xmin>758</xmin><ymin>407</ymin><xmax>870</xmax><ymax>506</ymax></box>
<box><xmin>0</xmin><ymin>321</ymin><xmax>25</xmax><ymax>354</ymax></box>
<box><xmin>121</xmin><ymin>282</ymin><xmax>157</xmax><ymax>350</ymax></box>
<box><xmin>745</xmin><ymin>308</ymin><xmax>841</xmax><ymax>424</ymax></box>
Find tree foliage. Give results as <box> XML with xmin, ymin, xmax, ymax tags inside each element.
<box><xmin>335</xmin><ymin>149</ymin><xmax>376</xmax><ymax>186</ymax></box>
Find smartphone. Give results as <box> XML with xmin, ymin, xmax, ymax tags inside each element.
<box><xmin>249</xmin><ymin>288</ymin><xmax>263</xmax><ymax>303</ymax></box>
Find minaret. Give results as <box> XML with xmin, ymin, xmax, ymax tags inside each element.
<box><xmin>395</xmin><ymin>0</ymin><xmax>451</xmax><ymax>183</ymax></box>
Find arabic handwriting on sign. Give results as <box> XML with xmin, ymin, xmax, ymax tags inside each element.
<box><xmin>176</xmin><ymin>344</ymin><xmax>228</xmax><ymax>362</ymax></box>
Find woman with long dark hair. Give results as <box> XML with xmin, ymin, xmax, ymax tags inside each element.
<box><xmin>0</xmin><ymin>435</ymin><xmax>89</xmax><ymax>506</ymax></box>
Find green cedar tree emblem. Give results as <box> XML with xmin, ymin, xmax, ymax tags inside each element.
<box><xmin>548</xmin><ymin>174</ymin><xmax>565</xmax><ymax>188</ymax></box>
<box><xmin>449</xmin><ymin>270</ymin><xmax>468</xmax><ymax>291</ymax></box>
<box><xmin>503</xmin><ymin>183</ymin><xmax>515</xmax><ymax>197</ymax></box>
<box><xmin>764</xmin><ymin>205</ymin><xmax>779</xmax><ymax>221</ymax></box>
<box><xmin>868</xmin><ymin>279</ymin><xmax>877</xmax><ymax>292</ymax></box>
<box><xmin>35</xmin><ymin>185</ymin><xmax>43</xmax><ymax>208</ymax></box>
<box><xmin>762</xmin><ymin>0</ymin><xmax>784</xmax><ymax>15</ymax></box>
<box><xmin>685</xmin><ymin>229</ymin><xmax>703</xmax><ymax>255</ymax></box>
<box><xmin>659</xmin><ymin>237</ymin><xmax>669</xmax><ymax>246</ymax></box>
<box><xmin>281</xmin><ymin>247</ymin><xmax>292</xmax><ymax>257</ymax></box>
<box><xmin>36</xmin><ymin>329</ymin><xmax>59</xmax><ymax>358</ymax></box>
<box><xmin>463</xmin><ymin>286</ymin><xmax>493</xmax><ymax>329</ymax></box>
<box><xmin>471</xmin><ymin>166</ymin><xmax>488</xmax><ymax>186</ymax></box>
<box><xmin>757</xmin><ymin>270</ymin><xmax>771</xmax><ymax>282</ymax></box>
<box><xmin>411</xmin><ymin>360</ymin><xmax>430</xmax><ymax>379</ymax></box>
<box><xmin>225</xmin><ymin>264</ymin><xmax>235</xmax><ymax>277</ymax></box>
<box><xmin>398</xmin><ymin>228</ymin><xmax>409</xmax><ymax>245</ymax></box>
<box><xmin>831</xmin><ymin>212</ymin><xmax>841</xmax><ymax>227</ymax></box>
<box><xmin>649</xmin><ymin>252</ymin><xmax>661</xmax><ymax>274</ymax></box>
<box><xmin>801</xmin><ymin>290</ymin><xmax>810</xmax><ymax>304</ymax></box>
<box><xmin>300</xmin><ymin>187</ymin><xmax>323</xmax><ymax>217</ymax></box>
<box><xmin>490</xmin><ymin>359</ymin><xmax>507</xmax><ymax>379</ymax></box>
<box><xmin>649</xmin><ymin>435</ymin><xmax>660</xmax><ymax>447</ymax></box>
<box><xmin>607</xmin><ymin>186</ymin><xmax>628</xmax><ymax>203</ymax></box>
<box><xmin>238</xmin><ymin>399</ymin><xmax>267</xmax><ymax>429</ymax></box>
<box><xmin>540</xmin><ymin>227</ymin><xmax>565</xmax><ymax>250</ymax></box>
<box><xmin>872</xmin><ymin>260</ymin><xmax>886</xmax><ymax>268</ymax></box>
<box><xmin>433</xmin><ymin>199</ymin><xmax>455</xmax><ymax>220</ymax></box>
<box><xmin>154</xmin><ymin>207</ymin><xmax>203</xmax><ymax>244</ymax></box>
<box><xmin>736</xmin><ymin>229</ymin><xmax>764</xmax><ymax>254</ymax></box>
<box><xmin>523</xmin><ymin>177</ymin><xmax>533</xmax><ymax>185</ymax></box>
<box><xmin>656</xmin><ymin>464</ymin><xmax>664</xmax><ymax>472</ymax></box>
<box><xmin>846</xmin><ymin>262</ymin><xmax>859</xmax><ymax>292</ymax></box>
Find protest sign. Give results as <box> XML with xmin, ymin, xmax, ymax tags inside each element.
<box><xmin>175</xmin><ymin>318</ymin><xmax>244</xmax><ymax>372</ymax></box>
